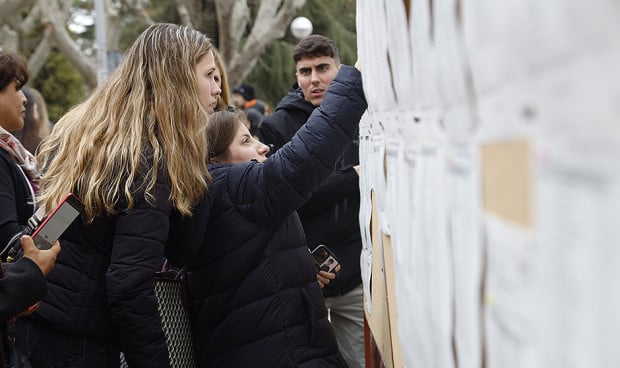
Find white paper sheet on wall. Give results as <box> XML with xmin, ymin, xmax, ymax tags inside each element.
<box><xmin>369</xmin><ymin>115</ymin><xmax>389</xmax><ymax>236</ymax></box>
<box><xmin>484</xmin><ymin>213</ymin><xmax>538</xmax><ymax>368</ymax></box>
<box><xmin>383</xmin><ymin>112</ymin><xmax>401</xmax><ymax>237</ymax></box>
<box><xmin>358</xmin><ymin>112</ymin><xmax>374</xmax><ymax>313</ymax></box>
<box><xmin>475</xmin><ymin>81</ymin><xmax>537</xmax><ymax>143</ymax></box>
<box><xmin>433</xmin><ymin>0</ymin><xmax>477</xmax><ymax>143</ymax></box>
<box><xmin>408</xmin><ymin>0</ymin><xmax>440</xmax><ymax>113</ymax></box>
<box><xmin>533</xmin><ymin>138</ymin><xmax>620</xmax><ymax>368</ymax></box>
<box><xmin>356</xmin><ymin>0</ymin><xmax>397</xmax><ymax>112</ymax></box>
<box><xmin>463</xmin><ymin>0</ymin><xmax>620</xmax><ymax>130</ymax></box>
<box><xmin>385</xmin><ymin>0</ymin><xmax>414</xmax><ymax>107</ymax></box>
<box><xmin>445</xmin><ymin>143</ymin><xmax>483</xmax><ymax>368</ymax></box>
<box><xmin>534</xmin><ymin>49</ymin><xmax>620</xmax><ymax>143</ymax></box>
<box><xmin>461</xmin><ymin>0</ymin><xmax>532</xmax><ymax>98</ymax></box>
<box><xmin>392</xmin><ymin>130</ymin><xmax>455</xmax><ymax>368</ymax></box>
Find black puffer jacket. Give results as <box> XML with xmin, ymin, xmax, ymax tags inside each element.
<box><xmin>28</xmin><ymin>172</ymin><xmax>173</xmax><ymax>368</ymax></box>
<box><xmin>0</xmin><ymin>149</ymin><xmax>36</xmax><ymax>252</ymax></box>
<box><xmin>258</xmin><ymin>83</ymin><xmax>362</xmax><ymax>298</ymax></box>
<box><xmin>1</xmin><ymin>258</ymin><xmax>47</xmax><ymax>368</ymax></box>
<box><xmin>167</xmin><ymin>65</ymin><xmax>366</xmax><ymax>367</ymax></box>
<box><xmin>256</xmin><ymin>86</ymin><xmax>315</xmax><ymax>152</ymax></box>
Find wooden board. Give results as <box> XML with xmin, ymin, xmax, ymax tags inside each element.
<box><xmin>480</xmin><ymin>140</ymin><xmax>533</xmax><ymax>227</ymax></box>
<box><xmin>364</xmin><ymin>191</ymin><xmax>404</xmax><ymax>368</ymax></box>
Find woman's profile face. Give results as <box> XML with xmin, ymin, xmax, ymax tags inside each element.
<box><xmin>195</xmin><ymin>50</ymin><xmax>222</xmax><ymax>114</ymax></box>
<box><xmin>224</xmin><ymin>122</ymin><xmax>270</xmax><ymax>164</ymax></box>
<box><xmin>0</xmin><ymin>80</ymin><xmax>27</xmax><ymax>132</ymax></box>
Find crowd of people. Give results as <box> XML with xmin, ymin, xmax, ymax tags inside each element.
<box><xmin>0</xmin><ymin>23</ymin><xmax>366</xmax><ymax>368</ymax></box>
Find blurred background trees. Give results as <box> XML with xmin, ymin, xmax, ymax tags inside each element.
<box><xmin>0</xmin><ymin>0</ymin><xmax>357</xmax><ymax>122</ymax></box>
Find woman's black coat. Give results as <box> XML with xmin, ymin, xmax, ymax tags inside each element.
<box><xmin>167</xmin><ymin>65</ymin><xmax>367</xmax><ymax>367</ymax></box>
<box><xmin>0</xmin><ymin>149</ymin><xmax>35</xmax><ymax>252</ymax></box>
<box><xmin>22</xmin><ymin>169</ymin><xmax>173</xmax><ymax>368</ymax></box>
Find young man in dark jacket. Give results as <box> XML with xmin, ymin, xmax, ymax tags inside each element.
<box><xmin>257</xmin><ymin>35</ymin><xmax>365</xmax><ymax>368</ymax></box>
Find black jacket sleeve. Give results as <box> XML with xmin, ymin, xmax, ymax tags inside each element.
<box><xmin>297</xmin><ymin>167</ymin><xmax>359</xmax><ymax>217</ymax></box>
<box><xmin>107</xmin><ymin>179</ymin><xmax>172</xmax><ymax>368</ymax></box>
<box><xmin>231</xmin><ymin>65</ymin><xmax>367</xmax><ymax>226</ymax></box>
<box><xmin>0</xmin><ymin>153</ymin><xmax>29</xmax><ymax>252</ymax></box>
<box><xmin>0</xmin><ymin>258</ymin><xmax>47</xmax><ymax>321</ymax></box>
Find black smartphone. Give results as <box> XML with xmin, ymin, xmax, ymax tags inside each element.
<box><xmin>30</xmin><ymin>193</ymin><xmax>84</xmax><ymax>250</ymax></box>
<box><xmin>310</xmin><ymin>244</ymin><xmax>340</xmax><ymax>273</ymax></box>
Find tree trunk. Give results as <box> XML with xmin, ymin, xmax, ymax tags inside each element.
<box><xmin>27</xmin><ymin>31</ymin><xmax>53</xmax><ymax>79</ymax></box>
<box><xmin>214</xmin><ymin>0</ymin><xmax>306</xmax><ymax>87</ymax></box>
<box><xmin>0</xmin><ymin>0</ymin><xmax>36</xmax><ymax>24</ymax></box>
<box><xmin>40</xmin><ymin>0</ymin><xmax>97</xmax><ymax>88</ymax></box>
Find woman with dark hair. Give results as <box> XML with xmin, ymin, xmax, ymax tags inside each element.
<box><xmin>167</xmin><ymin>63</ymin><xmax>366</xmax><ymax>367</ymax></box>
<box><xmin>0</xmin><ymin>49</ymin><xmax>60</xmax><ymax>368</ymax></box>
<box><xmin>0</xmin><ymin>51</ymin><xmax>39</xmax><ymax>248</ymax></box>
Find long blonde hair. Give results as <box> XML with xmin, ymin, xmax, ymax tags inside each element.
<box><xmin>213</xmin><ymin>49</ymin><xmax>231</xmax><ymax>109</ymax></box>
<box><xmin>37</xmin><ymin>23</ymin><xmax>212</xmax><ymax>221</ymax></box>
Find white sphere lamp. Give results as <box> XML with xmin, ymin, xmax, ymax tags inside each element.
<box><xmin>290</xmin><ymin>16</ymin><xmax>313</xmax><ymax>39</ymax></box>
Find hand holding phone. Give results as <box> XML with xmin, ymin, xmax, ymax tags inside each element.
<box><xmin>30</xmin><ymin>193</ymin><xmax>84</xmax><ymax>250</ymax></box>
<box><xmin>316</xmin><ymin>264</ymin><xmax>340</xmax><ymax>288</ymax></box>
<box><xmin>3</xmin><ymin>193</ymin><xmax>84</xmax><ymax>261</ymax></box>
<box><xmin>310</xmin><ymin>244</ymin><xmax>340</xmax><ymax>273</ymax></box>
<box><xmin>21</xmin><ymin>235</ymin><xmax>60</xmax><ymax>276</ymax></box>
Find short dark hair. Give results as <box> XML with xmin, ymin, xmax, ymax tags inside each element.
<box><xmin>0</xmin><ymin>50</ymin><xmax>28</xmax><ymax>91</ymax></box>
<box><xmin>293</xmin><ymin>34</ymin><xmax>340</xmax><ymax>64</ymax></box>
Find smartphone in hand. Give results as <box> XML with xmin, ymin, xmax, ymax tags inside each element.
<box><xmin>30</xmin><ymin>193</ymin><xmax>84</xmax><ymax>250</ymax></box>
<box><xmin>310</xmin><ymin>244</ymin><xmax>340</xmax><ymax>273</ymax></box>
<box><xmin>3</xmin><ymin>193</ymin><xmax>84</xmax><ymax>261</ymax></box>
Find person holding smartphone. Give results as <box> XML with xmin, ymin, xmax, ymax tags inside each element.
<box><xmin>13</xmin><ymin>24</ymin><xmax>220</xmax><ymax>367</ymax></box>
<box><xmin>1</xmin><ymin>236</ymin><xmax>60</xmax><ymax>368</ymax></box>
<box><xmin>166</xmin><ymin>62</ymin><xmax>366</xmax><ymax>367</ymax></box>
<box><xmin>258</xmin><ymin>35</ymin><xmax>366</xmax><ymax>368</ymax></box>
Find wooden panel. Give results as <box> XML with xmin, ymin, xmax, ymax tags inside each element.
<box><xmin>364</xmin><ymin>192</ymin><xmax>404</xmax><ymax>367</ymax></box>
<box><xmin>480</xmin><ymin>140</ymin><xmax>533</xmax><ymax>226</ymax></box>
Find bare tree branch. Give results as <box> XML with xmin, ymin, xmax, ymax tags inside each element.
<box><xmin>20</xmin><ymin>1</ymin><xmax>42</xmax><ymax>35</ymax></box>
<box><xmin>121</xmin><ymin>0</ymin><xmax>154</xmax><ymax>27</ymax></box>
<box><xmin>0</xmin><ymin>24</ymin><xmax>18</xmax><ymax>51</ymax></box>
<box><xmin>41</xmin><ymin>0</ymin><xmax>97</xmax><ymax>88</ymax></box>
<box><xmin>175</xmin><ymin>0</ymin><xmax>193</xmax><ymax>28</ymax></box>
<box><xmin>215</xmin><ymin>0</ymin><xmax>250</xmax><ymax>63</ymax></box>
<box><xmin>0</xmin><ymin>0</ymin><xmax>36</xmax><ymax>24</ymax></box>
<box><xmin>27</xmin><ymin>30</ymin><xmax>52</xmax><ymax>79</ymax></box>
<box><xmin>227</xmin><ymin>0</ymin><xmax>306</xmax><ymax>86</ymax></box>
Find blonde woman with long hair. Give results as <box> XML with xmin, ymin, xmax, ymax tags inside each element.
<box><xmin>14</xmin><ymin>23</ymin><xmax>221</xmax><ymax>367</ymax></box>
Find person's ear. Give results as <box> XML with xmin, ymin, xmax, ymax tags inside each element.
<box><xmin>209</xmin><ymin>157</ymin><xmax>218</xmax><ymax>164</ymax></box>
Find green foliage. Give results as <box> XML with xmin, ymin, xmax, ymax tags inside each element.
<box><xmin>243</xmin><ymin>0</ymin><xmax>357</xmax><ymax>108</ymax></box>
<box><xmin>32</xmin><ymin>51</ymin><xmax>86</xmax><ymax>123</ymax></box>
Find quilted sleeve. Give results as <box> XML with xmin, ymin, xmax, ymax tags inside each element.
<box><xmin>107</xmin><ymin>177</ymin><xmax>172</xmax><ymax>368</ymax></box>
<box><xmin>259</xmin><ymin>65</ymin><xmax>367</xmax><ymax>224</ymax></box>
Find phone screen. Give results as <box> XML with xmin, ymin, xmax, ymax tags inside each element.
<box><xmin>32</xmin><ymin>195</ymin><xmax>83</xmax><ymax>250</ymax></box>
<box><xmin>311</xmin><ymin>245</ymin><xmax>339</xmax><ymax>272</ymax></box>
